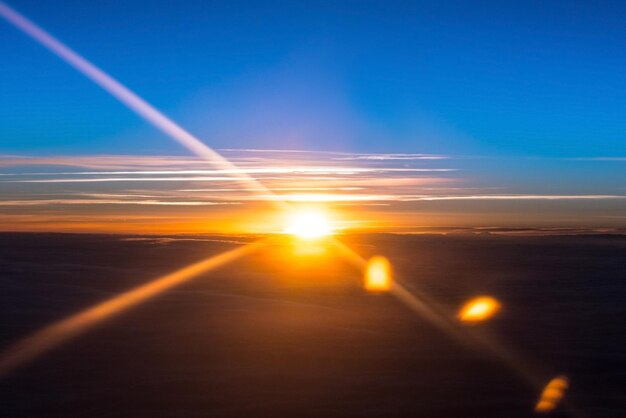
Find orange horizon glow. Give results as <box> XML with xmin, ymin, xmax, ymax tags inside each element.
<box><xmin>1</xmin><ymin>205</ymin><xmax>618</xmax><ymax>236</ymax></box>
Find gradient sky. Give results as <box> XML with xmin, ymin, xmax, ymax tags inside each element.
<box><xmin>1</xmin><ymin>0</ymin><xmax>625</xmax><ymax>233</ymax></box>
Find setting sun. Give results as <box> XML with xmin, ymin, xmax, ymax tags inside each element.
<box><xmin>283</xmin><ymin>210</ymin><xmax>334</xmax><ymax>239</ymax></box>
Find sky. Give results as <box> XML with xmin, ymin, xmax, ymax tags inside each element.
<box><xmin>1</xmin><ymin>0</ymin><xmax>625</xmax><ymax>234</ymax></box>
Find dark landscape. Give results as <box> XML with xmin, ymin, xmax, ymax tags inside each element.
<box><xmin>1</xmin><ymin>232</ymin><xmax>624</xmax><ymax>417</ymax></box>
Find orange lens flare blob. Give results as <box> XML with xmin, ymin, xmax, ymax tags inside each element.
<box><xmin>535</xmin><ymin>375</ymin><xmax>569</xmax><ymax>413</ymax></box>
<box><xmin>364</xmin><ymin>256</ymin><xmax>393</xmax><ymax>292</ymax></box>
<box><xmin>458</xmin><ymin>296</ymin><xmax>501</xmax><ymax>322</ymax></box>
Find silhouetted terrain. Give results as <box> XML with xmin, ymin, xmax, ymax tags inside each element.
<box><xmin>0</xmin><ymin>233</ymin><xmax>624</xmax><ymax>417</ymax></box>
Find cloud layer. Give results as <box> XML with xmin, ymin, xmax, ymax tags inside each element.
<box><xmin>1</xmin><ymin>149</ymin><xmax>625</xmax><ymax>234</ymax></box>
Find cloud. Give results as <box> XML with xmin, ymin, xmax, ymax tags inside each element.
<box><xmin>2</xmin><ymin>149</ymin><xmax>625</xmax><ymax>233</ymax></box>
<box><xmin>220</xmin><ymin>149</ymin><xmax>449</xmax><ymax>160</ymax></box>
<box><xmin>0</xmin><ymin>199</ymin><xmax>239</xmax><ymax>206</ymax></box>
<box><xmin>398</xmin><ymin>194</ymin><xmax>626</xmax><ymax>201</ymax></box>
<box><xmin>564</xmin><ymin>157</ymin><xmax>626</xmax><ymax>161</ymax></box>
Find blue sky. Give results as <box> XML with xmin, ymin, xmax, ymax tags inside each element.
<box><xmin>0</xmin><ymin>1</ymin><xmax>625</xmax><ymax>233</ymax></box>
<box><xmin>2</xmin><ymin>0</ymin><xmax>626</xmax><ymax>156</ymax></box>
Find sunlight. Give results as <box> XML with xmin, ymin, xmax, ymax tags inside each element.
<box><xmin>0</xmin><ymin>241</ymin><xmax>264</xmax><ymax>378</ymax></box>
<box><xmin>284</xmin><ymin>209</ymin><xmax>334</xmax><ymax>240</ymax></box>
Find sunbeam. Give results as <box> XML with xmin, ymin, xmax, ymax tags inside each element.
<box><xmin>0</xmin><ymin>240</ymin><xmax>264</xmax><ymax>378</ymax></box>
<box><xmin>0</xmin><ymin>2</ymin><xmax>281</xmax><ymax>205</ymax></box>
<box><xmin>330</xmin><ymin>239</ymin><xmax>549</xmax><ymax>391</ymax></box>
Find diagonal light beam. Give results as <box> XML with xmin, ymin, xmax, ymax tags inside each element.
<box><xmin>0</xmin><ymin>240</ymin><xmax>264</xmax><ymax>378</ymax></box>
<box><xmin>0</xmin><ymin>2</ymin><xmax>282</xmax><ymax>204</ymax></box>
<box><xmin>389</xmin><ymin>281</ymin><xmax>543</xmax><ymax>387</ymax></box>
<box><xmin>331</xmin><ymin>239</ymin><xmax>545</xmax><ymax>388</ymax></box>
<box><xmin>0</xmin><ymin>2</ymin><xmax>291</xmax><ymax>379</ymax></box>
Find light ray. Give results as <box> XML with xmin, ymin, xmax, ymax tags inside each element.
<box><xmin>394</xmin><ymin>282</ymin><xmax>543</xmax><ymax>387</ymax></box>
<box><xmin>331</xmin><ymin>239</ymin><xmax>545</xmax><ymax>388</ymax></box>
<box><xmin>0</xmin><ymin>2</ymin><xmax>280</xmax><ymax>205</ymax></box>
<box><xmin>0</xmin><ymin>241</ymin><xmax>264</xmax><ymax>378</ymax></box>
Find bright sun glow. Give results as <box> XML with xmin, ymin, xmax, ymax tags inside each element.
<box><xmin>284</xmin><ymin>210</ymin><xmax>333</xmax><ymax>239</ymax></box>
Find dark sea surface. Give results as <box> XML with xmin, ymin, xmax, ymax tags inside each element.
<box><xmin>0</xmin><ymin>233</ymin><xmax>624</xmax><ymax>417</ymax></box>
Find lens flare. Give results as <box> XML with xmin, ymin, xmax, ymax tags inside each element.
<box><xmin>0</xmin><ymin>2</ymin><xmax>281</xmax><ymax>205</ymax></box>
<box><xmin>458</xmin><ymin>296</ymin><xmax>501</xmax><ymax>322</ymax></box>
<box><xmin>364</xmin><ymin>256</ymin><xmax>392</xmax><ymax>292</ymax></box>
<box><xmin>535</xmin><ymin>375</ymin><xmax>569</xmax><ymax>413</ymax></box>
<box><xmin>284</xmin><ymin>210</ymin><xmax>333</xmax><ymax>240</ymax></box>
<box><xmin>0</xmin><ymin>8</ymin><xmax>576</xmax><ymax>415</ymax></box>
<box><xmin>0</xmin><ymin>241</ymin><xmax>263</xmax><ymax>378</ymax></box>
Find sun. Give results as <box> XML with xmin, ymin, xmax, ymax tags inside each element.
<box><xmin>283</xmin><ymin>210</ymin><xmax>334</xmax><ymax>240</ymax></box>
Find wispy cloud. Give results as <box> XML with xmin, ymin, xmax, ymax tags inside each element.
<box><xmin>6</xmin><ymin>177</ymin><xmax>245</xmax><ymax>183</ymax></box>
<box><xmin>0</xmin><ymin>150</ymin><xmax>451</xmax><ymax>169</ymax></box>
<box><xmin>564</xmin><ymin>157</ymin><xmax>626</xmax><ymax>161</ymax></box>
<box><xmin>398</xmin><ymin>194</ymin><xmax>626</xmax><ymax>201</ymax></box>
<box><xmin>220</xmin><ymin>148</ymin><xmax>449</xmax><ymax>160</ymax></box>
<box><xmin>0</xmin><ymin>199</ymin><xmax>239</xmax><ymax>206</ymax></box>
<box><xmin>1</xmin><ymin>149</ymin><xmax>625</xmax><ymax>233</ymax></box>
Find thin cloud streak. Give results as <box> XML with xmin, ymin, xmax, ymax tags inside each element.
<box><xmin>256</xmin><ymin>194</ymin><xmax>395</xmax><ymax>202</ymax></box>
<box><xmin>6</xmin><ymin>177</ymin><xmax>249</xmax><ymax>183</ymax></box>
<box><xmin>3</xmin><ymin>167</ymin><xmax>455</xmax><ymax>176</ymax></box>
<box><xmin>219</xmin><ymin>149</ymin><xmax>449</xmax><ymax>160</ymax></box>
<box><xmin>565</xmin><ymin>157</ymin><xmax>626</xmax><ymax>161</ymax></box>
<box><xmin>399</xmin><ymin>194</ymin><xmax>626</xmax><ymax>201</ymax></box>
<box><xmin>0</xmin><ymin>199</ymin><xmax>239</xmax><ymax>206</ymax></box>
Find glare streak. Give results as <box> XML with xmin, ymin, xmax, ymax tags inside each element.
<box><xmin>0</xmin><ymin>2</ymin><xmax>278</xmax><ymax>203</ymax></box>
<box><xmin>332</xmin><ymin>239</ymin><xmax>544</xmax><ymax>388</ymax></box>
<box><xmin>394</xmin><ymin>283</ymin><xmax>544</xmax><ymax>388</ymax></box>
<box><xmin>0</xmin><ymin>241</ymin><xmax>263</xmax><ymax>378</ymax></box>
